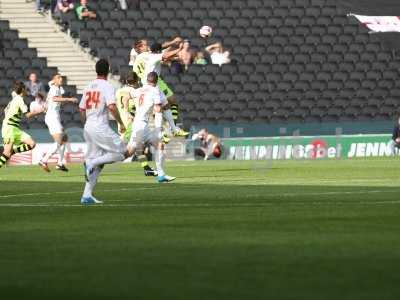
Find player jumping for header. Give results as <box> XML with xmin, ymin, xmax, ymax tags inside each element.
<box><xmin>133</xmin><ymin>38</ymin><xmax>189</xmax><ymax>138</ymax></box>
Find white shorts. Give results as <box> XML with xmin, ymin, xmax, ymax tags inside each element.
<box><xmin>84</xmin><ymin>124</ymin><xmax>126</xmax><ymax>160</ymax></box>
<box><xmin>129</xmin><ymin>124</ymin><xmax>159</xmax><ymax>150</ymax></box>
<box><xmin>45</xmin><ymin>115</ymin><xmax>63</xmax><ymax>135</ymax></box>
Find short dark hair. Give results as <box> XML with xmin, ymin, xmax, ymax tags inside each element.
<box><xmin>150</xmin><ymin>42</ymin><xmax>162</xmax><ymax>53</ymax></box>
<box><xmin>147</xmin><ymin>72</ymin><xmax>158</xmax><ymax>85</ymax></box>
<box><xmin>126</xmin><ymin>72</ymin><xmax>139</xmax><ymax>86</ymax></box>
<box><xmin>134</xmin><ymin>39</ymin><xmax>147</xmax><ymax>53</ymax></box>
<box><xmin>13</xmin><ymin>81</ymin><xmax>26</xmax><ymax>95</ymax></box>
<box><xmin>96</xmin><ymin>59</ymin><xmax>109</xmax><ymax>76</ymax></box>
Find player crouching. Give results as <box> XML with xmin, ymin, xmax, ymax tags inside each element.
<box><xmin>0</xmin><ymin>81</ymin><xmax>44</xmax><ymax>169</ymax></box>
<box><xmin>192</xmin><ymin>129</ymin><xmax>223</xmax><ymax>160</ymax></box>
<box><xmin>128</xmin><ymin>72</ymin><xmax>176</xmax><ymax>183</ymax></box>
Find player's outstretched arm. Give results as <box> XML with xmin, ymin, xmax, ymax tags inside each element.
<box><xmin>52</xmin><ymin>96</ymin><xmax>78</xmax><ymax>103</ymax></box>
<box><xmin>205</xmin><ymin>43</ymin><xmax>220</xmax><ymax>54</ymax></box>
<box><xmin>162</xmin><ymin>37</ymin><xmax>183</xmax><ymax>50</ymax></box>
<box><xmin>162</xmin><ymin>42</ymin><xmax>184</xmax><ymax>62</ymax></box>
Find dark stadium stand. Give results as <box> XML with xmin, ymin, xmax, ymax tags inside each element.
<box><xmin>54</xmin><ymin>0</ymin><xmax>400</xmax><ymax>126</ymax></box>
<box><xmin>2</xmin><ymin>0</ymin><xmax>400</xmax><ymax>128</ymax></box>
<box><xmin>0</xmin><ymin>20</ymin><xmax>79</xmax><ymax>129</ymax></box>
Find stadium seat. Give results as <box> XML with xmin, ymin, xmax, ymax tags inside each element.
<box><xmin>2</xmin><ymin>0</ymin><xmax>400</xmax><ymax>127</ymax></box>
<box><xmin>182</xmin><ymin>1</ymin><xmax>198</xmax><ymax>9</ymax></box>
<box><xmin>99</xmin><ymin>1</ymin><xmax>117</xmax><ymax>11</ymax></box>
<box><xmin>126</xmin><ymin>9</ymin><xmax>142</xmax><ymax>19</ymax></box>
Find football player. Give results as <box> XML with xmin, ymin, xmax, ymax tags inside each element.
<box><xmin>39</xmin><ymin>73</ymin><xmax>78</xmax><ymax>172</ymax></box>
<box><xmin>128</xmin><ymin>72</ymin><xmax>176</xmax><ymax>183</ymax></box>
<box><xmin>0</xmin><ymin>81</ymin><xmax>44</xmax><ymax>169</ymax></box>
<box><xmin>116</xmin><ymin>72</ymin><xmax>157</xmax><ymax>176</ymax></box>
<box><xmin>192</xmin><ymin>129</ymin><xmax>222</xmax><ymax>160</ymax></box>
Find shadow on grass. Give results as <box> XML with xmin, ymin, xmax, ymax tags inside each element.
<box><xmin>1</xmin><ymin>180</ymin><xmax>399</xmax><ymax>205</ymax></box>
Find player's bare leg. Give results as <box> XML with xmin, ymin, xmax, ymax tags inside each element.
<box><xmin>39</xmin><ymin>132</ymin><xmax>68</xmax><ymax>172</ymax></box>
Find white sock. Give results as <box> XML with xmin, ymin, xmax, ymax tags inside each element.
<box><xmin>42</xmin><ymin>142</ymin><xmax>61</xmax><ymax>163</ymax></box>
<box><xmin>82</xmin><ymin>167</ymin><xmax>102</xmax><ymax>198</ymax></box>
<box><xmin>155</xmin><ymin>149</ymin><xmax>165</xmax><ymax>177</ymax></box>
<box><xmin>163</xmin><ymin>109</ymin><xmax>179</xmax><ymax>133</ymax></box>
<box><xmin>82</xmin><ymin>182</ymin><xmax>93</xmax><ymax>198</ymax></box>
<box><xmin>88</xmin><ymin>152</ymin><xmax>125</xmax><ymax>169</ymax></box>
<box><xmin>58</xmin><ymin>144</ymin><xmax>66</xmax><ymax>165</ymax></box>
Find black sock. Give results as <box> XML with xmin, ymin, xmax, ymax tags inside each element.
<box><xmin>170</xmin><ymin>104</ymin><xmax>179</xmax><ymax>123</ymax></box>
<box><xmin>0</xmin><ymin>154</ymin><xmax>10</xmax><ymax>168</ymax></box>
<box><xmin>13</xmin><ymin>144</ymin><xmax>33</xmax><ymax>153</ymax></box>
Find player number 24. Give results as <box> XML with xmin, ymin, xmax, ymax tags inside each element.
<box><xmin>85</xmin><ymin>91</ymin><xmax>100</xmax><ymax>109</ymax></box>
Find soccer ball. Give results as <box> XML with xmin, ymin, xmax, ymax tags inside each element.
<box><xmin>199</xmin><ymin>25</ymin><xmax>213</xmax><ymax>38</ymax></box>
<box><xmin>213</xmin><ymin>145</ymin><xmax>222</xmax><ymax>158</ymax></box>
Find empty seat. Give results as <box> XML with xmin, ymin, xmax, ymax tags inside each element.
<box><xmin>2</xmin><ymin>0</ymin><xmax>398</xmax><ymax>127</ymax></box>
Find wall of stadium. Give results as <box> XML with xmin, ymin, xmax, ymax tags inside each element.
<box><xmin>4</xmin><ymin>134</ymin><xmax>395</xmax><ymax>165</ymax></box>
<box><xmin>224</xmin><ymin>134</ymin><xmax>394</xmax><ymax>160</ymax></box>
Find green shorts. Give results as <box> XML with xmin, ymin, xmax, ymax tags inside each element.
<box><xmin>1</xmin><ymin>125</ymin><xmax>31</xmax><ymax>145</ymax></box>
<box><xmin>158</xmin><ymin>77</ymin><xmax>174</xmax><ymax>98</ymax></box>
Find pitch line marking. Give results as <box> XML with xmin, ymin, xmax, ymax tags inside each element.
<box><xmin>0</xmin><ymin>188</ymin><xmax>398</xmax><ymax>200</ymax></box>
<box><xmin>1</xmin><ymin>200</ymin><xmax>400</xmax><ymax>207</ymax></box>
<box><xmin>0</xmin><ymin>187</ymin><xmax>156</xmax><ymax>199</ymax></box>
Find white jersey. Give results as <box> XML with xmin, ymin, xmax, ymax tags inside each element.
<box><xmin>79</xmin><ymin>78</ymin><xmax>116</xmax><ymax>127</ymax></box>
<box><xmin>130</xmin><ymin>84</ymin><xmax>165</xmax><ymax>127</ymax></box>
<box><xmin>144</xmin><ymin>53</ymin><xmax>163</xmax><ymax>77</ymax></box>
<box><xmin>45</xmin><ymin>83</ymin><xmax>64</xmax><ymax>119</ymax></box>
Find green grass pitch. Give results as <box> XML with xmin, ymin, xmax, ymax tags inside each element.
<box><xmin>1</xmin><ymin>158</ymin><xmax>400</xmax><ymax>300</ymax></box>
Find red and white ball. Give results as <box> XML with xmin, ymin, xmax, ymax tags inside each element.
<box><xmin>213</xmin><ymin>145</ymin><xmax>222</xmax><ymax>158</ymax></box>
<box><xmin>199</xmin><ymin>25</ymin><xmax>213</xmax><ymax>38</ymax></box>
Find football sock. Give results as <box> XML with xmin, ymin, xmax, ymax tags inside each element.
<box><xmin>89</xmin><ymin>152</ymin><xmax>125</xmax><ymax>169</ymax></box>
<box><xmin>155</xmin><ymin>149</ymin><xmax>165</xmax><ymax>177</ymax></box>
<box><xmin>13</xmin><ymin>143</ymin><xmax>33</xmax><ymax>153</ymax></box>
<box><xmin>0</xmin><ymin>154</ymin><xmax>10</xmax><ymax>168</ymax></box>
<box><xmin>58</xmin><ymin>144</ymin><xmax>66</xmax><ymax>165</ymax></box>
<box><xmin>42</xmin><ymin>142</ymin><xmax>61</xmax><ymax>163</ymax></box>
<box><xmin>163</xmin><ymin>109</ymin><xmax>179</xmax><ymax>133</ymax></box>
<box><xmin>170</xmin><ymin>104</ymin><xmax>179</xmax><ymax>124</ymax></box>
<box><xmin>82</xmin><ymin>166</ymin><xmax>102</xmax><ymax>198</ymax></box>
